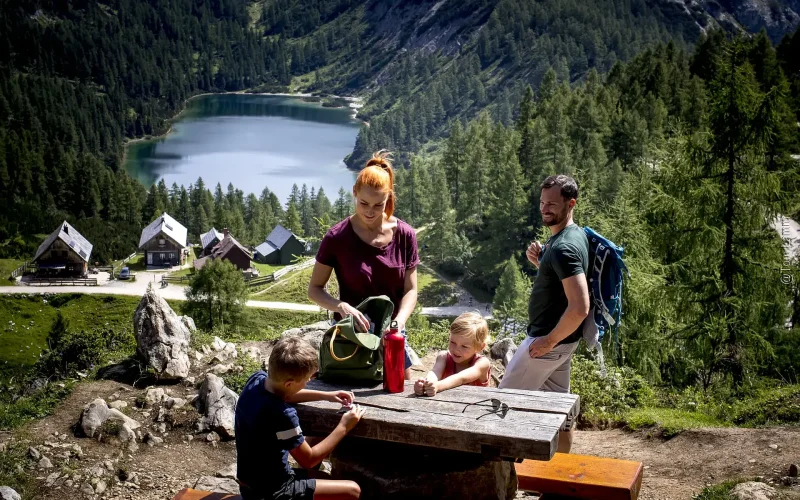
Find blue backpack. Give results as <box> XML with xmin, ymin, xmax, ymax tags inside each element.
<box><xmin>581</xmin><ymin>227</ymin><xmax>629</xmax><ymax>352</ymax></box>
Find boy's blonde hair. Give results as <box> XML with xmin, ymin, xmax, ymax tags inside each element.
<box><xmin>450</xmin><ymin>311</ymin><xmax>490</xmax><ymax>347</ymax></box>
<box><xmin>268</xmin><ymin>336</ymin><xmax>319</xmax><ymax>383</ymax></box>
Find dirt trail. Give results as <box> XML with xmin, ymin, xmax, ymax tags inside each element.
<box><xmin>572</xmin><ymin>427</ymin><xmax>800</xmax><ymax>500</ymax></box>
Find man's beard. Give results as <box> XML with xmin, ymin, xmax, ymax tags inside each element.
<box><xmin>541</xmin><ymin>206</ymin><xmax>568</xmax><ymax>226</ymax></box>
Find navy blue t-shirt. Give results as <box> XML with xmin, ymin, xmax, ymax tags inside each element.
<box><xmin>235</xmin><ymin>371</ymin><xmax>305</xmax><ymax>493</ymax></box>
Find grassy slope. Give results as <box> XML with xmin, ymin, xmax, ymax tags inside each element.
<box><xmin>0</xmin><ymin>258</ymin><xmax>25</xmax><ymax>280</ymax></box>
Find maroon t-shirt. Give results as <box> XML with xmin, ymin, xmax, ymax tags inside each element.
<box><xmin>316</xmin><ymin>217</ymin><xmax>420</xmax><ymax>320</ymax></box>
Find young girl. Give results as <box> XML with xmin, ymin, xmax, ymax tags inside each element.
<box><xmin>414</xmin><ymin>311</ymin><xmax>491</xmax><ymax>397</ymax></box>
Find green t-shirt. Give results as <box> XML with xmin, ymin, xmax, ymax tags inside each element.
<box><xmin>527</xmin><ymin>224</ymin><xmax>589</xmax><ymax>345</ymax></box>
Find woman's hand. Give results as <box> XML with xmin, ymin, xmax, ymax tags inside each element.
<box><xmin>337</xmin><ymin>302</ymin><xmax>370</xmax><ymax>333</ymax></box>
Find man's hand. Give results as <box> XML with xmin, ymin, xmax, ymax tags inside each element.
<box><xmin>528</xmin><ymin>336</ymin><xmax>556</xmax><ymax>358</ymax></box>
<box><xmin>327</xmin><ymin>390</ymin><xmax>354</xmax><ymax>406</ymax></box>
<box><xmin>527</xmin><ymin>241</ymin><xmax>543</xmax><ymax>268</ymax></box>
<box><xmin>339</xmin><ymin>404</ymin><xmax>366</xmax><ymax>432</ymax></box>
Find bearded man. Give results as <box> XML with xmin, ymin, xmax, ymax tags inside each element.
<box><xmin>498</xmin><ymin>174</ymin><xmax>590</xmax><ymax>454</ymax></box>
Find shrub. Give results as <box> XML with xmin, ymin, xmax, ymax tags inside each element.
<box><xmin>570</xmin><ymin>354</ymin><xmax>654</xmax><ymax>427</ymax></box>
<box><xmin>730</xmin><ymin>384</ymin><xmax>800</xmax><ymax>426</ymax></box>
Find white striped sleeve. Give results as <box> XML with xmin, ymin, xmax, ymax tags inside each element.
<box><xmin>276</xmin><ymin>426</ymin><xmax>302</xmax><ymax>440</ymax></box>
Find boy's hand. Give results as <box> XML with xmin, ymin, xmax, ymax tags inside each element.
<box><xmin>339</xmin><ymin>404</ymin><xmax>366</xmax><ymax>432</ymax></box>
<box><xmin>328</xmin><ymin>390</ymin><xmax>354</xmax><ymax>406</ymax></box>
<box><xmin>423</xmin><ymin>380</ymin><xmax>438</xmax><ymax>397</ymax></box>
<box><xmin>413</xmin><ymin>378</ymin><xmax>426</xmax><ymax>396</ymax></box>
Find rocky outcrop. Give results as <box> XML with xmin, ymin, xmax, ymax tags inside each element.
<box><xmin>196</xmin><ymin>374</ymin><xmax>238</xmax><ymax>440</ymax></box>
<box><xmin>0</xmin><ymin>486</ymin><xmax>21</xmax><ymax>500</ymax></box>
<box><xmin>280</xmin><ymin>320</ymin><xmax>333</xmax><ymax>350</ymax></box>
<box><xmin>133</xmin><ymin>287</ymin><xmax>191</xmax><ymax>380</ymax></box>
<box><xmin>194</xmin><ymin>476</ymin><xmax>240</xmax><ymax>495</ymax></box>
<box><xmin>79</xmin><ymin>398</ymin><xmax>141</xmax><ymax>439</ymax></box>
<box><xmin>179</xmin><ymin>315</ymin><xmax>197</xmax><ymax>333</ymax></box>
<box><xmin>730</xmin><ymin>481</ymin><xmax>779</xmax><ymax>500</ymax></box>
<box><xmin>490</xmin><ymin>338</ymin><xmax>517</xmax><ymax>368</ymax></box>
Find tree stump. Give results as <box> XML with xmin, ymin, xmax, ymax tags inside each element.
<box><xmin>330</xmin><ymin>438</ymin><xmax>518</xmax><ymax>500</ymax></box>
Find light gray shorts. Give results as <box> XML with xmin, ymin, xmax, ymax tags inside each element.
<box><xmin>498</xmin><ymin>337</ymin><xmax>580</xmax><ymax>393</ymax></box>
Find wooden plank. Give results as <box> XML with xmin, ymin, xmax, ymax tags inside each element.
<box><xmin>306</xmin><ymin>380</ymin><xmax>580</xmax><ymax>419</ymax></box>
<box><xmin>299</xmin><ymin>393</ymin><xmax>567</xmax><ymax>427</ymax></box>
<box><xmin>297</xmin><ymin>401</ymin><xmax>559</xmax><ymax>460</ymax></box>
<box><xmin>516</xmin><ymin>454</ymin><xmax>644</xmax><ymax>500</ymax></box>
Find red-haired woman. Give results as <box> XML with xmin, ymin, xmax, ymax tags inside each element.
<box><xmin>309</xmin><ymin>150</ymin><xmax>419</xmax><ymax>379</ymax></box>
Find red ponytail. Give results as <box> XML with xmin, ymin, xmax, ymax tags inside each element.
<box><xmin>355</xmin><ymin>150</ymin><xmax>395</xmax><ymax>218</ymax></box>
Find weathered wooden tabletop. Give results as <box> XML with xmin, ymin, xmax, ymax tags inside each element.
<box><xmin>295</xmin><ymin>379</ymin><xmax>580</xmax><ymax>461</ymax></box>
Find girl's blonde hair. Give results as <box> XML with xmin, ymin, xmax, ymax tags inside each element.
<box><xmin>450</xmin><ymin>311</ymin><xmax>490</xmax><ymax>347</ymax></box>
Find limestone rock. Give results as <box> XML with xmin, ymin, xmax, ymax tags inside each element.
<box><xmin>197</xmin><ymin>374</ymin><xmax>238</xmax><ymax>439</ymax></box>
<box><xmin>210</xmin><ymin>341</ymin><xmax>238</xmax><ymax>365</ymax></box>
<box><xmin>212</xmin><ymin>337</ymin><xmax>226</xmax><ymax>351</ymax></box>
<box><xmin>0</xmin><ymin>487</ymin><xmax>20</xmax><ymax>500</ymax></box>
<box><xmin>109</xmin><ymin>400</ymin><xmax>128</xmax><ymax>410</ymax></box>
<box><xmin>27</xmin><ymin>446</ymin><xmax>41</xmax><ymax>461</ymax></box>
<box><xmin>179</xmin><ymin>315</ymin><xmax>197</xmax><ymax>333</ymax></box>
<box><xmin>194</xmin><ymin>476</ymin><xmax>240</xmax><ymax>495</ymax></box>
<box><xmin>144</xmin><ymin>387</ymin><xmax>166</xmax><ymax>406</ymax></box>
<box><xmin>490</xmin><ymin>338</ymin><xmax>517</xmax><ymax>368</ymax></box>
<box><xmin>216</xmin><ymin>463</ymin><xmax>237</xmax><ymax>480</ymax></box>
<box><xmin>118</xmin><ymin>423</ymin><xmax>137</xmax><ymax>445</ymax></box>
<box><xmin>331</xmin><ymin>440</ymin><xmax>517</xmax><ymax>500</ymax></box>
<box><xmin>95</xmin><ymin>480</ymin><xmax>107</xmax><ymax>495</ymax></box>
<box><xmin>209</xmin><ymin>364</ymin><xmax>234</xmax><ymax>375</ymax></box>
<box><xmin>80</xmin><ymin>398</ymin><xmax>110</xmax><ymax>438</ymax></box>
<box><xmin>164</xmin><ymin>397</ymin><xmax>187</xmax><ymax>410</ymax></box>
<box><xmin>731</xmin><ymin>482</ymin><xmax>778</xmax><ymax>500</ymax></box>
<box><xmin>240</xmin><ymin>346</ymin><xmax>261</xmax><ymax>361</ymax></box>
<box><xmin>280</xmin><ymin>321</ymin><xmax>333</xmax><ymax>350</ymax></box>
<box><xmin>106</xmin><ymin>408</ymin><xmax>141</xmax><ymax>430</ymax></box>
<box><xmin>144</xmin><ymin>433</ymin><xmax>163</xmax><ymax>446</ymax></box>
<box><xmin>80</xmin><ymin>482</ymin><xmax>94</xmax><ymax>496</ymax></box>
<box><xmin>38</xmin><ymin>456</ymin><xmax>53</xmax><ymax>469</ymax></box>
<box><xmin>134</xmin><ymin>288</ymin><xmax>191</xmax><ymax>379</ymax></box>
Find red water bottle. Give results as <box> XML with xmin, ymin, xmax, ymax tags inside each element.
<box><xmin>383</xmin><ymin>320</ymin><xmax>405</xmax><ymax>393</ymax></box>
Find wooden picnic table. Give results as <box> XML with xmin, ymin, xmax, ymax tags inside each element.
<box><xmin>296</xmin><ymin>379</ymin><xmax>580</xmax><ymax>461</ymax></box>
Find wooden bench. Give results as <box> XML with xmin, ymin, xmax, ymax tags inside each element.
<box><xmin>515</xmin><ymin>453</ymin><xmax>643</xmax><ymax>500</ymax></box>
<box><xmin>172</xmin><ymin>489</ymin><xmax>241</xmax><ymax>500</ymax></box>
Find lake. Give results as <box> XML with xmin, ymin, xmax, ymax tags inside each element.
<box><xmin>124</xmin><ymin>94</ymin><xmax>360</xmax><ymax>203</ymax></box>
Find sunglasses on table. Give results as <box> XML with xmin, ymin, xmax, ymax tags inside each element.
<box><xmin>461</xmin><ymin>398</ymin><xmax>509</xmax><ymax>420</ymax></box>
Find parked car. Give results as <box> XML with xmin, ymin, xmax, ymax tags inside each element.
<box><xmin>119</xmin><ymin>267</ymin><xmax>130</xmax><ymax>280</ymax></box>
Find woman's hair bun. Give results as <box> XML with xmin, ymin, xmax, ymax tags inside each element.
<box><xmin>366</xmin><ymin>149</ymin><xmax>393</xmax><ymax>170</ymax></box>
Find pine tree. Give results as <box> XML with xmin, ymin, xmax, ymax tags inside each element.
<box><xmin>493</xmin><ymin>258</ymin><xmax>529</xmax><ymax>335</ymax></box>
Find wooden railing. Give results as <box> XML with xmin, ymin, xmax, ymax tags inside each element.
<box><xmin>246</xmin><ymin>275</ymin><xmax>275</xmax><ymax>288</ymax></box>
<box><xmin>10</xmin><ymin>261</ymin><xmax>34</xmax><ymax>279</ymax></box>
<box><xmin>162</xmin><ymin>275</ymin><xmax>191</xmax><ymax>284</ymax></box>
<box><xmin>27</xmin><ymin>277</ymin><xmax>98</xmax><ymax>286</ymax></box>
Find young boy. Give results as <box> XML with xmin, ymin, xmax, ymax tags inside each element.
<box><xmin>235</xmin><ymin>336</ymin><xmax>365</xmax><ymax>500</ymax></box>
<box><xmin>414</xmin><ymin>311</ymin><xmax>492</xmax><ymax>397</ymax></box>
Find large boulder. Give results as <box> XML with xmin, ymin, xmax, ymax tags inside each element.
<box><xmin>730</xmin><ymin>482</ymin><xmax>778</xmax><ymax>500</ymax></box>
<box><xmin>330</xmin><ymin>439</ymin><xmax>517</xmax><ymax>500</ymax></box>
<box><xmin>196</xmin><ymin>373</ymin><xmax>238</xmax><ymax>439</ymax></box>
<box><xmin>0</xmin><ymin>486</ymin><xmax>21</xmax><ymax>500</ymax></box>
<box><xmin>490</xmin><ymin>338</ymin><xmax>517</xmax><ymax>368</ymax></box>
<box><xmin>280</xmin><ymin>320</ymin><xmax>333</xmax><ymax>350</ymax></box>
<box><xmin>179</xmin><ymin>315</ymin><xmax>197</xmax><ymax>333</ymax></box>
<box><xmin>134</xmin><ymin>287</ymin><xmax>191</xmax><ymax>379</ymax></box>
<box><xmin>79</xmin><ymin>398</ymin><xmax>140</xmax><ymax>439</ymax></box>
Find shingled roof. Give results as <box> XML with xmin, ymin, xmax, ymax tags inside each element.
<box><xmin>210</xmin><ymin>233</ymin><xmax>252</xmax><ymax>260</ymax></box>
<box><xmin>34</xmin><ymin>221</ymin><xmax>93</xmax><ymax>263</ymax></box>
<box><xmin>200</xmin><ymin>227</ymin><xmax>223</xmax><ymax>250</ymax></box>
<box><xmin>139</xmin><ymin>212</ymin><xmax>188</xmax><ymax>249</ymax></box>
<box><xmin>255</xmin><ymin>241</ymin><xmax>278</xmax><ymax>257</ymax></box>
<box><xmin>265</xmin><ymin>224</ymin><xmax>303</xmax><ymax>249</ymax></box>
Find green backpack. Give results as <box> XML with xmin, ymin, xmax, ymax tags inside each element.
<box><xmin>318</xmin><ymin>296</ymin><xmax>395</xmax><ymax>384</ymax></box>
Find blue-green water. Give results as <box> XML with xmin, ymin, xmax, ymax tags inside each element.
<box><xmin>125</xmin><ymin>94</ymin><xmax>360</xmax><ymax>202</ymax></box>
